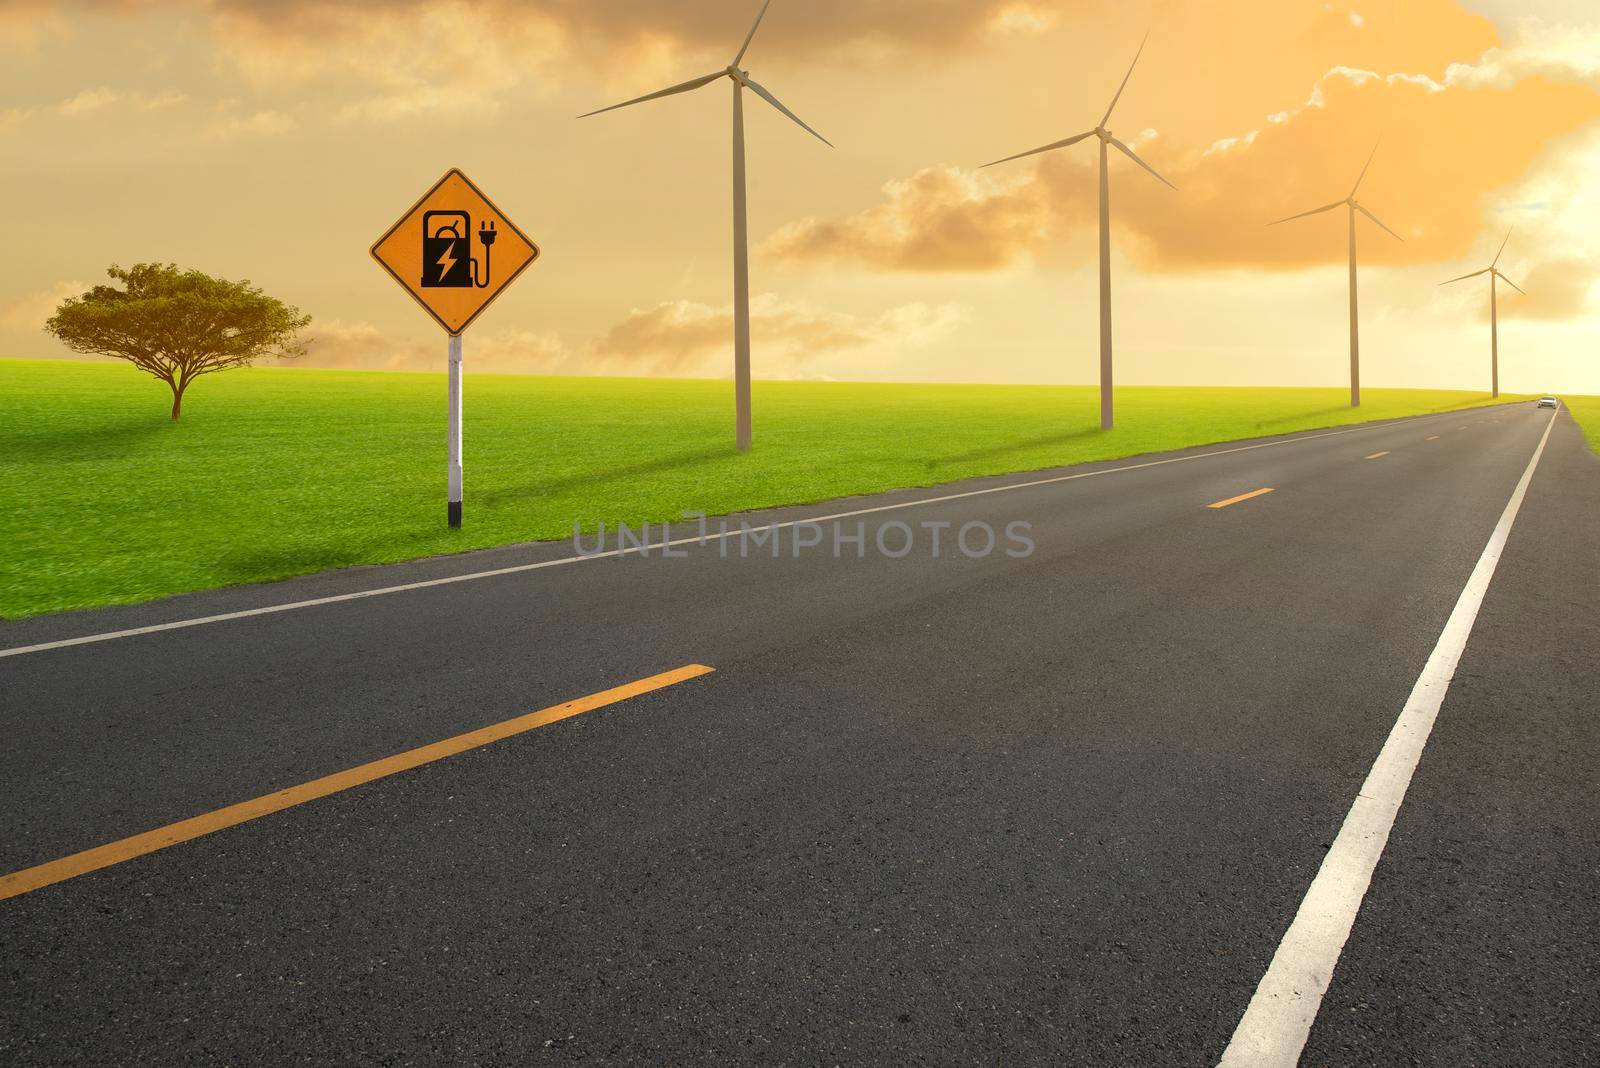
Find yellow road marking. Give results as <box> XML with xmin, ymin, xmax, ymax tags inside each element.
<box><xmin>1208</xmin><ymin>488</ymin><xmax>1275</xmax><ymax>509</ymax></box>
<box><xmin>0</xmin><ymin>664</ymin><xmax>715</xmax><ymax>903</ymax></box>
<box><xmin>1365</xmin><ymin>452</ymin><xmax>1391</xmax><ymax>460</ymax></box>
<box><xmin>1426</xmin><ymin>435</ymin><xmax>1441</xmax><ymax>441</ymax></box>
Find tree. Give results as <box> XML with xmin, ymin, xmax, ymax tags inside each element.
<box><xmin>45</xmin><ymin>263</ymin><xmax>311</xmax><ymax>420</ymax></box>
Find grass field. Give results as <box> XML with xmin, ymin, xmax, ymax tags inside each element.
<box><xmin>1565</xmin><ymin>395</ymin><xmax>1600</xmax><ymax>455</ymax></box>
<box><xmin>0</xmin><ymin>358</ymin><xmax>1541</xmax><ymax>618</ymax></box>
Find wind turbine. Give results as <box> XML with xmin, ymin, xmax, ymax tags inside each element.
<box><xmin>982</xmin><ymin>33</ymin><xmax>1177</xmax><ymax>431</ymax></box>
<box><xmin>579</xmin><ymin>0</ymin><xmax>830</xmax><ymax>452</ymax></box>
<box><xmin>1270</xmin><ymin>144</ymin><xmax>1403</xmax><ymax>408</ymax></box>
<box><xmin>1441</xmin><ymin>230</ymin><xmax>1524</xmax><ymax>399</ymax></box>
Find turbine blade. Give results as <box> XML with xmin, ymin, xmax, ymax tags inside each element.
<box><xmin>1350</xmin><ymin>138</ymin><xmax>1380</xmax><ymax>198</ymax></box>
<box><xmin>1439</xmin><ymin>268</ymin><xmax>1491</xmax><ymax>286</ymax></box>
<box><xmin>734</xmin><ymin>0</ymin><xmax>774</xmax><ymax>65</ymax></box>
<box><xmin>1355</xmin><ymin>202</ymin><xmax>1404</xmax><ymax>241</ymax></box>
<box><xmin>1268</xmin><ymin>200</ymin><xmax>1344</xmax><ymax>226</ymax></box>
<box><xmin>981</xmin><ymin>130</ymin><xmax>1095</xmax><ymax>168</ymax></box>
<box><xmin>1108</xmin><ymin>136</ymin><xmax>1177</xmax><ymax>190</ymax></box>
<box><xmin>1492</xmin><ymin>227</ymin><xmax>1512</xmax><ymax>268</ymax></box>
<box><xmin>578</xmin><ymin>70</ymin><xmax>725</xmax><ymax>118</ymax></box>
<box><xmin>1101</xmin><ymin>30</ymin><xmax>1150</xmax><ymax>127</ymax></box>
<box><xmin>743</xmin><ymin>76</ymin><xmax>832</xmax><ymax>147</ymax></box>
<box><xmin>1496</xmin><ymin>270</ymin><xmax>1526</xmax><ymax>295</ymax></box>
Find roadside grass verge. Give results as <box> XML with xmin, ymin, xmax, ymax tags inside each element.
<box><xmin>0</xmin><ymin>358</ymin><xmax>1529</xmax><ymax>618</ymax></box>
<box><xmin>1563</xmin><ymin>395</ymin><xmax>1600</xmax><ymax>455</ymax></box>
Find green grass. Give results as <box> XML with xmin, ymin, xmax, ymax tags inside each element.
<box><xmin>1564</xmin><ymin>395</ymin><xmax>1600</xmax><ymax>455</ymax></box>
<box><xmin>0</xmin><ymin>358</ymin><xmax>1530</xmax><ymax>619</ymax></box>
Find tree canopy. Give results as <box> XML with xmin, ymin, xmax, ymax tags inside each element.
<box><xmin>46</xmin><ymin>263</ymin><xmax>311</xmax><ymax>419</ymax></box>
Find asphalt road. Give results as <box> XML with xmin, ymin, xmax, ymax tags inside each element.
<box><xmin>1</xmin><ymin>402</ymin><xmax>1595</xmax><ymax>1065</ymax></box>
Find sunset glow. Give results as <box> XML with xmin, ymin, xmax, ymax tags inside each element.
<box><xmin>3</xmin><ymin>0</ymin><xmax>1597</xmax><ymax>392</ymax></box>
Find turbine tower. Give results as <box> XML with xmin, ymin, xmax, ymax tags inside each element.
<box><xmin>1270</xmin><ymin>144</ymin><xmax>1403</xmax><ymax>408</ymax></box>
<box><xmin>580</xmin><ymin>0</ymin><xmax>830</xmax><ymax>452</ymax></box>
<box><xmin>982</xmin><ymin>33</ymin><xmax>1177</xmax><ymax>431</ymax></box>
<box><xmin>1441</xmin><ymin>230</ymin><xmax>1524</xmax><ymax>399</ymax></box>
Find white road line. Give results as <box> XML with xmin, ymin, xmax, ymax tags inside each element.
<box><xmin>1217</xmin><ymin>409</ymin><xmax>1557</xmax><ymax>1068</ymax></box>
<box><xmin>1</xmin><ymin>405</ymin><xmax>1518</xmax><ymax>659</ymax></box>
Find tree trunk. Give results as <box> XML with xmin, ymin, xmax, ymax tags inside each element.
<box><xmin>170</xmin><ymin>381</ymin><xmax>186</xmax><ymax>420</ymax></box>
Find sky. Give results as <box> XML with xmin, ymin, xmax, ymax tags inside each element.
<box><xmin>2</xmin><ymin>0</ymin><xmax>1599</xmax><ymax>394</ymax></box>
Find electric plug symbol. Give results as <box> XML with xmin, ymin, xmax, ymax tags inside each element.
<box><xmin>471</xmin><ymin>221</ymin><xmax>496</xmax><ymax>287</ymax></box>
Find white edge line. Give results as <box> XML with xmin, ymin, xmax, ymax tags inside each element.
<box><xmin>1216</xmin><ymin>409</ymin><xmax>1558</xmax><ymax>1068</ymax></box>
<box><xmin>1</xmin><ymin>404</ymin><xmax>1525</xmax><ymax>659</ymax></box>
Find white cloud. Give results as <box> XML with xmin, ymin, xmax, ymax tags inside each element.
<box><xmin>0</xmin><ymin>87</ymin><xmax>190</xmax><ymax>132</ymax></box>
<box><xmin>56</xmin><ymin>87</ymin><xmax>119</xmax><ymax>117</ymax></box>
<box><xmin>1472</xmin><ymin>125</ymin><xmax>1600</xmax><ymax>320</ymax></box>
<box><xmin>205</xmin><ymin>108</ymin><xmax>296</xmax><ymax>140</ymax></box>
<box><xmin>1446</xmin><ymin>20</ymin><xmax>1600</xmax><ymax>90</ymax></box>
<box><xmin>989</xmin><ymin>4</ymin><xmax>1057</xmax><ymax>35</ymax></box>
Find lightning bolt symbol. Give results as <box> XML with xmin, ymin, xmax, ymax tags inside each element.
<box><xmin>435</xmin><ymin>243</ymin><xmax>457</xmax><ymax>281</ymax></box>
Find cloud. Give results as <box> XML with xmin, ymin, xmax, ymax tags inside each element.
<box><xmin>17</xmin><ymin>0</ymin><xmax>1062</xmax><ymax>121</ymax></box>
<box><xmin>989</xmin><ymin>3</ymin><xmax>1058</xmax><ymax>34</ymax></box>
<box><xmin>1434</xmin><ymin>248</ymin><xmax>1595</xmax><ymax>325</ymax></box>
<box><xmin>0</xmin><ymin>84</ymin><xmax>188</xmax><ymax>133</ymax></box>
<box><xmin>1444</xmin><ymin>19</ymin><xmax>1600</xmax><ymax>89</ymax></box>
<box><xmin>0</xmin><ymin>0</ymin><xmax>65</xmax><ymax>44</ymax></box>
<box><xmin>133</xmin><ymin>89</ymin><xmax>187</xmax><ymax>111</ymax></box>
<box><xmin>765</xmin><ymin>22</ymin><xmax>1600</xmax><ymax>308</ymax></box>
<box><xmin>1500</xmin><ymin>256</ymin><xmax>1595</xmax><ymax>319</ymax></box>
<box><xmin>765</xmin><ymin>166</ymin><xmax>1059</xmax><ymax>273</ymax></box>
<box><xmin>0</xmin><ymin>280</ymin><xmax>88</xmax><ymax>330</ymax></box>
<box><xmin>291</xmin><ymin>298</ymin><xmax>966</xmax><ymax>377</ymax></box>
<box><xmin>294</xmin><ymin>319</ymin><xmax>428</xmax><ymax>371</ymax></box>
<box><xmin>204</xmin><ymin>107</ymin><xmax>295</xmax><ymax>139</ymax></box>
<box><xmin>201</xmin><ymin>0</ymin><xmax>1057</xmax><ymax>68</ymax></box>
<box><xmin>205</xmin><ymin>1</ymin><xmax>554</xmax><ymax>123</ymax></box>
<box><xmin>1458</xmin><ymin>123</ymin><xmax>1600</xmax><ymax>322</ymax></box>
<box><xmin>0</xmin><ymin>0</ymin><xmax>1513</xmax><ymax>132</ymax></box>
<box><xmin>590</xmin><ymin>294</ymin><xmax>967</xmax><ymax>375</ymax></box>
<box><xmin>55</xmin><ymin>86</ymin><xmax>119</xmax><ymax>116</ymax></box>
<box><xmin>296</xmin><ymin>320</ymin><xmax>571</xmax><ymax>373</ymax></box>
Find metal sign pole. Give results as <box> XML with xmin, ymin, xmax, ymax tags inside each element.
<box><xmin>448</xmin><ymin>333</ymin><xmax>463</xmax><ymax>528</ymax></box>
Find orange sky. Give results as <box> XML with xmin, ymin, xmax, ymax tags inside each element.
<box><xmin>2</xmin><ymin>0</ymin><xmax>1599</xmax><ymax>393</ymax></box>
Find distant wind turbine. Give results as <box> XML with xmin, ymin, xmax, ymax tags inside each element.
<box><xmin>580</xmin><ymin>0</ymin><xmax>830</xmax><ymax>452</ymax></box>
<box><xmin>982</xmin><ymin>33</ymin><xmax>1177</xmax><ymax>431</ymax></box>
<box><xmin>1441</xmin><ymin>230</ymin><xmax>1524</xmax><ymax>399</ymax></box>
<box><xmin>1270</xmin><ymin>143</ymin><xmax>1403</xmax><ymax>408</ymax></box>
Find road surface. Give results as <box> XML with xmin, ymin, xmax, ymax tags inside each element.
<box><xmin>2</xmin><ymin>402</ymin><xmax>1596</xmax><ymax>1065</ymax></box>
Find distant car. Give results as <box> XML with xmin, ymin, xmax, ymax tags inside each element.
<box><xmin>1537</xmin><ymin>396</ymin><xmax>1559</xmax><ymax>409</ymax></box>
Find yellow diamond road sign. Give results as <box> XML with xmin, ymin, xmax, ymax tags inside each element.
<box><xmin>371</xmin><ymin>168</ymin><xmax>540</xmax><ymax>336</ymax></box>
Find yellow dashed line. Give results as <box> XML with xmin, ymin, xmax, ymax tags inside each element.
<box><xmin>1209</xmin><ymin>488</ymin><xmax>1275</xmax><ymax>510</ymax></box>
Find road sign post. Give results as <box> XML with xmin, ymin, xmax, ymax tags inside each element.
<box><xmin>371</xmin><ymin>169</ymin><xmax>539</xmax><ymax>527</ymax></box>
<box><xmin>448</xmin><ymin>333</ymin><xmax>464</xmax><ymax>528</ymax></box>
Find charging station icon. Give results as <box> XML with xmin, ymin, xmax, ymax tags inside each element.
<box><xmin>422</xmin><ymin>211</ymin><xmax>496</xmax><ymax>289</ymax></box>
<box><xmin>371</xmin><ymin>167</ymin><xmax>540</xmax><ymax>337</ymax></box>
